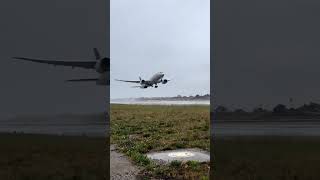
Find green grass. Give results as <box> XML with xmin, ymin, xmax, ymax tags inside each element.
<box><xmin>213</xmin><ymin>136</ymin><xmax>320</xmax><ymax>180</ymax></box>
<box><xmin>0</xmin><ymin>133</ymin><xmax>108</xmax><ymax>180</ymax></box>
<box><xmin>111</xmin><ymin>104</ymin><xmax>210</xmax><ymax>179</ymax></box>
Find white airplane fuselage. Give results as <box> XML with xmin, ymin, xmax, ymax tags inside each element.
<box><xmin>139</xmin><ymin>72</ymin><xmax>168</xmax><ymax>88</ymax></box>
<box><xmin>115</xmin><ymin>72</ymin><xmax>169</xmax><ymax>88</ymax></box>
<box><xmin>148</xmin><ymin>72</ymin><xmax>165</xmax><ymax>84</ymax></box>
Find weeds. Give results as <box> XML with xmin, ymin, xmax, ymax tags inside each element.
<box><xmin>111</xmin><ymin>104</ymin><xmax>210</xmax><ymax>179</ymax></box>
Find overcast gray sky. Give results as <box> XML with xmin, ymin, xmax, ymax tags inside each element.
<box><xmin>110</xmin><ymin>0</ymin><xmax>210</xmax><ymax>99</ymax></box>
<box><xmin>214</xmin><ymin>0</ymin><xmax>320</xmax><ymax>110</ymax></box>
<box><xmin>0</xmin><ymin>0</ymin><xmax>108</xmax><ymax>119</ymax></box>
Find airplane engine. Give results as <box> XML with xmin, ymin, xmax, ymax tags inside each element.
<box><xmin>95</xmin><ymin>57</ymin><xmax>109</xmax><ymax>73</ymax></box>
<box><xmin>140</xmin><ymin>79</ymin><xmax>145</xmax><ymax>84</ymax></box>
<box><xmin>162</xmin><ymin>79</ymin><xmax>168</xmax><ymax>84</ymax></box>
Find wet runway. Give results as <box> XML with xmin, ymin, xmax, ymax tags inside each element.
<box><xmin>213</xmin><ymin>120</ymin><xmax>320</xmax><ymax>136</ymax></box>
<box><xmin>0</xmin><ymin>113</ymin><xmax>108</xmax><ymax>137</ymax></box>
<box><xmin>111</xmin><ymin>99</ymin><xmax>210</xmax><ymax>105</ymax></box>
<box><xmin>0</xmin><ymin>100</ymin><xmax>209</xmax><ymax>137</ymax></box>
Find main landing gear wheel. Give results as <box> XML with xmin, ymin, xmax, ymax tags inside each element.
<box><xmin>155</xmin><ymin>85</ymin><xmax>158</xmax><ymax>88</ymax></box>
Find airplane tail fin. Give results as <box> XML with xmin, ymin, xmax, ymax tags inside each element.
<box><xmin>93</xmin><ymin>48</ymin><xmax>101</xmax><ymax>60</ymax></box>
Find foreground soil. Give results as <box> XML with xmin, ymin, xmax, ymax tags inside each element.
<box><xmin>213</xmin><ymin>136</ymin><xmax>320</xmax><ymax>180</ymax></box>
<box><xmin>110</xmin><ymin>144</ymin><xmax>140</xmax><ymax>180</ymax></box>
<box><xmin>0</xmin><ymin>133</ymin><xmax>108</xmax><ymax>180</ymax></box>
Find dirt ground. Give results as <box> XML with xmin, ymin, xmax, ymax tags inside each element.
<box><xmin>110</xmin><ymin>145</ymin><xmax>140</xmax><ymax>180</ymax></box>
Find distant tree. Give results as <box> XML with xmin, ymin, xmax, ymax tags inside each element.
<box><xmin>288</xmin><ymin>107</ymin><xmax>297</xmax><ymax>112</ymax></box>
<box><xmin>195</xmin><ymin>94</ymin><xmax>200</xmax><ymax>97</ymax></box>
<box><xmin>216</xmin><ymin>105</ymin><xmax>228</xmax><ymax>112</ymax></box>
<box><xmin>297</xmin><ymin>102</ymin><xmax>320</xmax><ymax>112</ymax></box>
<box><xmin>253</xmin><ymin>107</ymin><xmax>267</xmax><ymax>113</ymax></box>
<box><xmin>307</xmin><ymin>102</ymin><xmax>320</xmax><ymax>112</ymax></box>
<box><xmin>273</xmin><ymin>104</ymin><xmax>288</xmax><ymax>113</ymax></box>
<box><xmin>234</xmin><ymin>108</ymin><xmax>246</xmax><ymax>113</ymax></box>
<box><xmin>177</xmin><ymin>95</ymin><xmax>182</xmax><ymax>98</ymax></box>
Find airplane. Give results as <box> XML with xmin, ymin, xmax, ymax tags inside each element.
<box><xmin>12</xmin><ymin>48</ymin><xmax>109</xmax><ymax>85</ymax></box>
<box><xmin>115</xmin><ymin>72</ymin><xmax>170</xmax><ymax>88</ymax></box>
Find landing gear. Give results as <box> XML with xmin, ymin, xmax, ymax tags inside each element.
<box><xmin>155</xmin><ymin>85</ymin><xmax>158</xmax><ymax>88</ymax></box>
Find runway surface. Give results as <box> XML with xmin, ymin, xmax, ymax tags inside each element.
<box><xmin>0</xmin><ymin>113</ymin><xmax>108</xmax><ymax>137</ymax></box>
<box><xmin>213</xmin><ymin>120</ymin><xmax>320</xmax><ymax>136</ymax></box>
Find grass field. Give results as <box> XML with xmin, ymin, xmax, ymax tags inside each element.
<box><xmin>213</xmin><ymin>136</ymin><xmax>320</xmax><ymax>180</ymax></box>
<box><xmin>110</xmin><ymin>104</ymin><xmax>210</xmax><ymax>179</ymax></box>
<box><xmin>0</xmin><ymin>133</ymin><xmax>108</xmax><ymax>180</ymax></box>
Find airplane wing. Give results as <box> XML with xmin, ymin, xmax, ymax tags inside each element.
<box><xmin>12</xmin><ymin>57</ymin><xmax>96</xmax><ymax>69</ymax></box>
<box><xmin>66</xmin><ymin>78</ymin><xmax>98</xmax><ymax>82</ymax></box>
<box><xmin>114</xmin><ymin>79</ymin><xmax>140</xmax><ymax>83</ymax></box>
